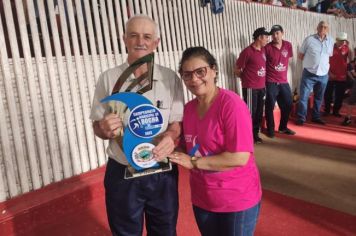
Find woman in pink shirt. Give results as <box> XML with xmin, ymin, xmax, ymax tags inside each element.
<box><xmin>168</xmin><ymin>47</ymin><xmax>262</xmax><ymax>236</ymax></box>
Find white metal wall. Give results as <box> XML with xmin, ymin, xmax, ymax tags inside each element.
<box><xmin>0</xmin><ymin>0</ymin><xmax>354</xmax><ymax>201</ymax></box>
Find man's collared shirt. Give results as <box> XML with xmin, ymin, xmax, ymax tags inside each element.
<box><xmin>299</xmin><ymin>34</ymin><xmax>334</xmax><ymax>76</ymax></box>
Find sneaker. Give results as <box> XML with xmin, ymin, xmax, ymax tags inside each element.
<box><xmin>311</xmin><ymin>118</ymin><xmax>326</xmax><ymax>125</ymax></box>
<box><xmin>295</xmin><ymin>120</ymin><xmax>304</xmax><ymax>126</ymax></box>
<box><xmin>341</xmin><ymin>117</ymin><xmax>352</xmax><ymax>126</ymax></box>
<box><xmin>278</xmin><ymin>128</ymin><xmax>296</xmax><ymax>135</ymax></box>
<box><xmin>254</xmin><ymin>136</ymin><xmax>263</xmax><ymax>144</ymax></box>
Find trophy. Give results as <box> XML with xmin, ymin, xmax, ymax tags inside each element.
<box><xmin>101</xmin><ymin>53</ymin><xmax>172</xmax><ymax>179</ymax></box>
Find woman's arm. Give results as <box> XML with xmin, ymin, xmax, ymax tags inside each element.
<box><xmin>168</xmin><ymin>151</ymin><xmax>250</xmax><ymax>171</ymax></box>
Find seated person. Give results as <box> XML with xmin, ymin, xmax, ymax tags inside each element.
<box><xmin>296</xmin><ymin>0</ymin><xmax>308</xmax><ymax>10</ymax></box>
<box><xmin>262</xmin><ymin>0</ymin><xmax>283</xmax><ymax>6</ymax></box>
<box><xmin>280</xmin><ymin>0</ymin><xmax>297</xmax><ymax>8</ymax></box>
<box><xmin>344</xmin><ymin>0</ymin><xmax>356</xmax><ymax>17</ymax></box>
<box><xmin>342</xmin><ymin>66</ymin><xmax>356</xmax><ymax>125</ymax></box>
<box><xmin>310</xmin><ymin>0</ymin><xmax>331</xmax><ymax>13</ymax></box>
<box><xmin>327</xmin><ymin>0</ymin><xmax>350</xmax><ymax>17</ymax></box>
<box><xmin>345</xmin><ymin>58</ymin><xmax>356</xmax><ymax>96</ymax></box>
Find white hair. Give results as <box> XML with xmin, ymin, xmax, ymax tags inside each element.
<box><xmin>317</xmin><ymin>21</ymin><xmax>328</xmax><ymax>29</ymax></box>
<box><xmin>125</xmin><ymin>14</ymin><xmax>160</xmax><ymax>39</ymax></box>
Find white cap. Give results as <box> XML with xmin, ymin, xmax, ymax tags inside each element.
<box><xmin>336</xmin><ymin>32</ymin><xmax>347</xmax><ymax>41</ymax></box>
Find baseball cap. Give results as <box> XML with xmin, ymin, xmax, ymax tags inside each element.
<box><xmin>253</xmin><ymin>27</ymin><xmax>271</xmax><ymax>40</ymax></box>
<box><xmin>270</xmin><ymin>25</ymin><xmax>284</xmax><ymax>34</ymax></box>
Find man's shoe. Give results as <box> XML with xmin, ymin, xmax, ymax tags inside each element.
<box><xmin>267</xmin><ymin>130</ymin><xmax>275</xmax><ymax>138</ymax></box>
<box><xmin>254</xmin><ymin>136</ymin><xmax>263</xmax><ymax>144</ymax></box>
<box><xmin>332</xmin><ymin>112</ymin><xmax>342</xmax><ymax>118</ymax></box>
<box><xmin>341</xmin><ymin>117</ymin><xmax>352</xmax><ymax>126</ymax></box>
<box><xmin>278</xmin><ymin>128</ymin><xmax>296</xmax><ymax>135</ymax></box>
<box><xmin>311</xmin><ymin>118</ymin><xmax>326</xmax><ymax>125</ymax></box>
<box><xmin>295</xmin><ymin>120</ymin><xmax>304</xmax><ymax>126</ymax></box>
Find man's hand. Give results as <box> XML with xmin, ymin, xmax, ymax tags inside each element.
<box><xmin>329</xmin><ymin>72</ymin><xmax>336</xmax><ymax>80</ymax></box>
<box><xmin>298</xmin><ymin>52</ymin><xmax>304</xmax><ymax>61</ymax></box>
<box><xmin>234</xmin><ymin>67</ymin><xmax>242</xmax><ymax>77</ymax></box>
<box><xmin>93</xmin><ymin>113</ymin><xmax>123</xmax><ymax>139</ymax></box>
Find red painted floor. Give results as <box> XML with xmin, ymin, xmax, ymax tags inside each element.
<box><xmin>2</xmin><ymin>166</ymin><xmax>356</xmax><ymax>236</ymax></box>
<box><xmin>264</xmin><ymin>107</ymin><xmax>356</xmax><ymax>150</ymax></box>
<box><xmin>1</xmin><ymin>109</ymin><xmax>356</xmax><ymax>235</ymax></box>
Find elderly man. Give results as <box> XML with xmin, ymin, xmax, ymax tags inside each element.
<box><xmin>264</xmin><ymin>25</ymin><xmax>296</xmax><ymax>138</ymax></box>
<box><xmin>296</xmin><ymin>21</ymin><xmax>334</xmax><ymax>125</ymax></box>
<box><xmin>90</xmin><ymin>15</ymin><xmax>184</xmax><ymax>235</ymax></box>
<box><xmin>235</xmin><ymin>27</ymin><xmax>270</xmax><ymax>143</ymax></box>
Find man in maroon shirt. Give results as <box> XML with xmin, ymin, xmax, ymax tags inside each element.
<box><xmin>324</xmin><ymin>32</ymin><xmax>351</xmax><ymax>117</ymax></box>
<box><xmin>264</xmin><ymin>25</ymin><xmax>296</xmax><ymax>138</ymax></box>
<box><xmin>235</xmin><ymin>27</ymin><xmax>270</xmax><ymax>144</ymax></box>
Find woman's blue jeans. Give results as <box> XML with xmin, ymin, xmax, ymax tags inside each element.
<box><xmin>193</xmin><ymin>202</ymin><xmax>261</xmax><ymax>236</ymax></box>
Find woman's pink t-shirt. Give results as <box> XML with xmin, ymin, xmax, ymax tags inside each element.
<box><xmin>183</xmin><ymin>88</ymin><xmax>262</xmax><ymax>212</ymax></box>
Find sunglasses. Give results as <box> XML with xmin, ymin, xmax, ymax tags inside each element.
<box><xmin>180</xmin><ymin>66</ymin><xmax>210</xmax><ymax>81</ymax></box>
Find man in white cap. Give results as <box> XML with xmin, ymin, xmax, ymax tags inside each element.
<box><xmin>323</xmin><ymin>32</ymin><xmax>352</xmax><ymax>117</ymax></box>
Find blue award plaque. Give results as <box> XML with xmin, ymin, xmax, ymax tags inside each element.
<box><xmin>100</xmin><ymin>53</ymin><xmax>172</xmax><ymax>178</ymax></box>
<box><xmin>101</xmin><ymin>92</ymin><xmax>164</xmax><ymax>171</ymax></box>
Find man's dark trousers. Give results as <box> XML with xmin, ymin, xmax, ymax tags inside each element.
<box><xmin>265</xmin><ymin>82</ymin><xmax>293</xmax><ymax>133</ymax></box>
<box><xmin>104</xmin><ymin>158</ymin><xmax>179</xmax><ymax>236</ymax></box>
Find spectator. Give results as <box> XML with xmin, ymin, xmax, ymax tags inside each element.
<box><xmin>90</xmin><ymin>14</ymin><xmax>184</xmax><ymax>235</ymax></box>
<box><xmin>169</xmin><ymin>46</ymin><xmax>262</xmax><ymax>236</ymax></box>
<box><xmin>346</xmin><ymin>58</ymin><xmax>356</xmax><ymax>91</ymax></box>
<box><xmin>265</xmin><ymin>25</ymin><xmax>296</xmax><ymax>138</ymax></box>
<box><xmin>235</xmin><ymin>27</ymin><xmax>271</xmax><ymax>143</ymax></box>
<box><xmin>296</xmin><ymin>21</ymin><xmax>334</xmax><ymax>126</ymax></box>
<box><xmin>324</xmin><ymin>32</ymin><xmax>351</xmax><ymax>117</ymax></box>
<box><xmin>342</xmin><ymin>59</ymin><xmax>356</xmax><ymax>125</ymax></box>
<box><xmin>296</xmin><ymin>0</ymin><xmax>309</xmax><ymax>10</ymax></box>
<box><xmin>280</xmin><ymin>0</ymin><xmax>298</xmax><ymax>8</ymax></box>
<box><xmin>327</xmin><ymin>0</ymin><xmax>350</xmax><ymax>17</ymax></box>
<box><xmin>263</xmin><ymin>0</ymin><xmax>283</xmax><ymax>6</ymax></box>
<box><xmin>310</xmin><ymin>0</ymin><xmax>331</xmax><ymax>13</ymax></box>
<box><xmin>344</xmin><ymin>0</ymin><xmax>356</xmax><ymax>17</ymax></box>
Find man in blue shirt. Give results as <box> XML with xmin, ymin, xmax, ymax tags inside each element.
<box><xmin>296</xmin><ymin>21</ymin><xmax>334</xmax><ymax>125</ymax></box>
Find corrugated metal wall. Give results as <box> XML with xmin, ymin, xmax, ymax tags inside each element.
<box><xmin>0</xmin><ymin>0</ymin><xmax>354</xmax><ymax>201</ymax></box>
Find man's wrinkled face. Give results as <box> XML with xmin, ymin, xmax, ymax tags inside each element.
<box><xmin>317</xmin><ymin>23</ymin><xmax>329</xmax><ymax>37</ymax></box>
<box><xmin>124</xmin><ymin>18</ymin><xmax>160</xmax><ymax>62</ymax></box>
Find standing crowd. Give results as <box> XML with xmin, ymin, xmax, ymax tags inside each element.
<box><xmin>90</xmin><ymin>14</ymin><xmax>355</xmax><ymax>236</ymax></box>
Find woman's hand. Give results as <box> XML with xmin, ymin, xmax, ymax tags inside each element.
<box><xmin>168</xmin><ymin>152</ymin><xmax>194</xmax><ymax>170</ymax></box>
